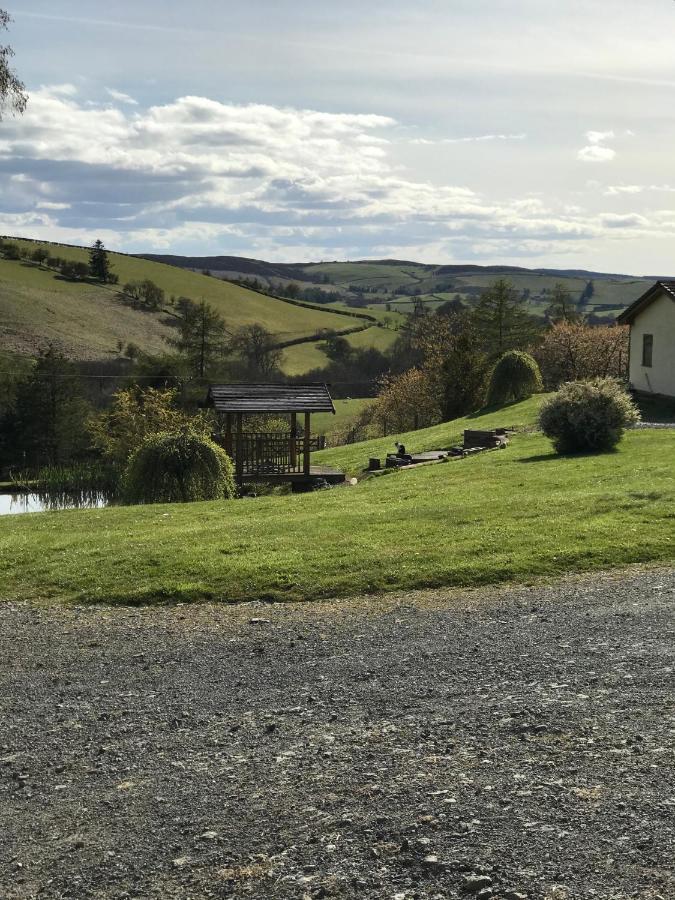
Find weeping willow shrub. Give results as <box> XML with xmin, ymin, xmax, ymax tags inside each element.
<box><xmin>485</xmin><ymin>350</ymin><xmax>543</xmax><ymax>406</ymax></box>
<box><xmin>538</xmin><ymin>378</ymin><xmax>640</xmax><ymax>454</ymax></box>
<box><xmin>124</xmin><ymin>431</ymin><xmax>236</xmax><ymax>504</ymax></box>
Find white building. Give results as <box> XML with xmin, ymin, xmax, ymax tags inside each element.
<box><xmin>618</xmin><ymin>281</ymin><xmax>675</xmax><ymax>399</ymax></box>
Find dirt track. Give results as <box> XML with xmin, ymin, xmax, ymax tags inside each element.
<box><xmin>1</xmin><ymin>569</ymin><xmax>674</xmax><ymax>899</ymax></box>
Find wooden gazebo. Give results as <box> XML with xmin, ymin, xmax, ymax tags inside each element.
<box><xmin>206</xmin><ymin>383</ymin><xmax>340</xmax><ymax>484</ymax></box>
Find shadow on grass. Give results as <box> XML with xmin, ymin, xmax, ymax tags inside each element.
<box><xmin>466</xmin><ymin>399</ymin><xmax>526</xmax><ymax>420</ymax></box>
<box><xmin>519</xmin><ymin>447</ymin><xmax>620</xmax><ymax>464</ymax></box>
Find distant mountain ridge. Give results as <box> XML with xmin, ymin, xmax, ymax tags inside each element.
<box><xmin>138</xmin><ymin>253</ymin><xmax>667</xmax><ymax>283</ymax></box>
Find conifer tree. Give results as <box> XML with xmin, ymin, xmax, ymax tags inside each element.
<box><xmin>472</xmin><ymin>278</ymin><xmax>538</xmax><ymax>356</ymax></box>
<box><xmin>170</xmin><ymin>299</ymin><xmax>229</xmax><ymax>378</ymax></box>
<box><xmin>89</xmin><ymin>239</ymin><xmax>113</xmax><ymax>283</ymax></box>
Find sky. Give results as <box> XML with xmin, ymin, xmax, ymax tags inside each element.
<box><xmin>2</xmin><ymin>0</ymin><xmax>675</xmax><ymax>271</ymax></box>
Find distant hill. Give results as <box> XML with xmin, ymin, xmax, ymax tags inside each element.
<box><xmin>0</xmin><ymin>239</ymin><xmax>394</xmax><ymax>374</ymax></box>
<box><xmin>137</xmin><ymin>253</ymin><xmax>659</xmax><ymax>321</ymax></box>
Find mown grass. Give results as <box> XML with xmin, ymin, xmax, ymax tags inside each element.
<box><xmin>315</xmin><ymin>394</ymin><xmax>546</xmax><ymax>475</ymax></box>
<box><xmin>0</xmin><ymin>399</ymin><xmax>672</xmax><ymax>607</ymax></box>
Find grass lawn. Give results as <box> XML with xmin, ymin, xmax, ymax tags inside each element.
<box><xmin>315</xmin><ymin>394</ymin><xmax>546</xmax><ymax>475</ymax></box>
<box><xmin>1</xmin><ymin>398</ymin><xmax>673</xmax><ymax>606</ymax></box>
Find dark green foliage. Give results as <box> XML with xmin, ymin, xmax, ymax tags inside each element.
<box><xmin>473</xmin><ymin>278</ymin><xmax>539</xmax><ymax>356</ymax></box>
<box><xmin>0</xmin><ymin>345</ymin><xmax>92</xmax><ymax>467</ymax></box>
<box><xmin>1</xmin><ymin>240</ymin><xmax>20</xmax><ymax>259</ymax></box>
<box><xmin>486</xmin><ymin>351</ymin><xmax>543</xmax><ymax>406</ymax></box>
<box><xmin>122</xmin><ymin>279</ymin><xmax>165</xmax><ymax>310</ymax></box>
<box><xmin>539</xmin><ymin>378</ymin><xmax>640</xmax><ymax>454</ymax></box>
<box><xmin>441</xmin><ymin>318</ymin><xmax>488</xmax><ymax>420</ymax></box>
<box><xmin>89</xmin><ymin>239</ymin><xmax>113</xmax><ymax>283</ymax></box>
<box><xmin>169</xmin><ymin>298</ymin><xmax>229</xmax><ymax>378</ymax></box>
<box><xmin>31</xmin><ymin>247</ymin><xmax>48</xmax><ymax>266</ymax></box>
<box><xmin>124</xmin><ymin>430</ymin><xmax>236</xmax><ymax>505</ymax></box>
<box><xmin>232</xmin><ymin>324</ymin><xmax>283</xmax><ymax>377</ymax></box>
<box><xmin>60</xmin><ymin>260</ymin><xmax>89</xmax><ymax>280</ymax></box>
<box><xmin>32</xmin><ymin>462</ymin><xmax>120</xmax><ymax>495</ymax></box>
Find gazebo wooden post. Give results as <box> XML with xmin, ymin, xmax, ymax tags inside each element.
<box><xmin>235</xmin><ymin>412</ymin><xmax>244</xmax><ymax>480</ymax></box>
<box><xmin>225</xmin><ymin>413</ymin><xmax>233</xmax><ymax>457</ymax></box>
<box><xmin>303</xmin><ymin>412</ymin><xmax>311</xmax><ymax>476</ymax></box>
<box><xmin>290</xmin><ymin>412</ymin><xmax>297</xmax><ymax>471</ymax></box>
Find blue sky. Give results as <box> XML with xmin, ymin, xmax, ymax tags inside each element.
<box><xmin>3</xmin><ymin>0</ymin><xmax>675</xmax><ymax>271</ymax></box>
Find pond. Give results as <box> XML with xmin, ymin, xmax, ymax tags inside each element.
<box><xmin>0</xmin><ymin>491</ymin><xmax>113</xmax><ymax>516</ymax></box>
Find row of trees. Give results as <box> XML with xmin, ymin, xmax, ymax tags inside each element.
<box><xmin>339</xmin><ymin>278</ymin><xmax>629</xmax><ymax>441</ymax></box>
<box><xmin>0</xmin><ymin>238</ymin><xmax>118</xmax><ymax>284</ymax></box>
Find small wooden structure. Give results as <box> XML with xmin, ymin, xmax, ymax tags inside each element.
<box><xmin>206</xmin><ymin>383</ymin><xmax>343</xmax><ymax>487</ymax></box>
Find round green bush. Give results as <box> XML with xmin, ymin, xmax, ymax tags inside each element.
<box><xmin>485</xmin><ymin>351</ymin><xmax>543</xmax><ymax>406</ymax></box>
<box><xmin>538</xmin><ymin>378</ymin><xmax>640</xmax><ymax>454</ymax></box>
<box><xmin>124</xmin><ymin>430</ymin><xmax>236</xmax><ymax>504</ymax></box>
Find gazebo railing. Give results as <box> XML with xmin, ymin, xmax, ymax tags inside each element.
<box><xmin>215</xmin><ymin>431</ymin><xmax>326</xmax><ymax>476</ymax></box>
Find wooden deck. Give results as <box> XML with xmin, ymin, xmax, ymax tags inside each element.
<box><xmin>240</xmin><ymin>466</ymin><xmax>346</xmax><ymax>492</ymax></box>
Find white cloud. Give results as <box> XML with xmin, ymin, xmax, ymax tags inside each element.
<box><xmin>0</xmin><ymin>87</ymin><xmax>671</xmax><ymax>266</ymax></box>
<box><xmin>604</xmin><ymin>184</ymin><xmax>643</xmax><ymax>195</ymax></box>
<box><xmin>411</xmin><ymin>133</ymin><xmax>526</xmax><ymax>145</ymax></box>
<box><xmin>577</xmin><ymin>129</ymin><xmax>617</xmax><ymax>163</ymax></box>
<box><xmin>106</xmin><ymin>88</ymin><xmax>139</xmax><ymax>106</ymax></box>
<box><xmin>586</xmin><ymin>130</ymin><xmax>615</xmax><ymax>145</ymax></box>
<box><xmin>578</xmin><ymin>145</ymin><xmax>616</xmax><ymax>163</ymax></box>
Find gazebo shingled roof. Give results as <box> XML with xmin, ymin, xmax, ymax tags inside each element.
<box><xmin>207</xmin><ymin>383</ymin><xmax>335</xmax><ymax>415</ymax></box>
<box><xmin>206</xmin><ymin>383</ymin><xmax>335</xmax><ymax>480</ymax></box>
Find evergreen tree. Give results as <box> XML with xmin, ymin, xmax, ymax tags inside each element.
<box><xmin>170</xmin><ymin>299</ymin><xmax>229</xmax><ymax>378</ymax></box>
<box><xmin>89</xmin><ymin>239</ymin><xmax>113</xmax><ymax>283</ymax></box>
<box><xmin>2</xmin><ymin>346</ymin><xmax>91</xmax><ymax>466</ymax></box>
<box><xmin>472</xmin><ymin>278</ymin><xmax>538</xmax><ymax>356</ymax></box>
<box><xmin>579</xmin><ymin>279</ymin><xmax>595</xmax><ymax>306</ymax></box>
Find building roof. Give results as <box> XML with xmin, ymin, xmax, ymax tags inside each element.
<box><xmin>207</xmin><ymin>383</ymin><xmax>335</xmax><ymax>415</ymax></box>
<box><xmin>617</xmin><ymin>280</ymin><xmax>675</xmax><ymax>325</ymax></box>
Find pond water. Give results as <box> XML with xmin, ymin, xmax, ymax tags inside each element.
<box><xmin>0</xmin><ymin>491</ymin><xmax>112</xmax><ymax>516</ymax></box>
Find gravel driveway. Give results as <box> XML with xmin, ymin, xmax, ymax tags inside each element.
<box><xmin>1</xmin><ymin>569</ymin><xmax>674</xmax><ymax>900</ymax></box>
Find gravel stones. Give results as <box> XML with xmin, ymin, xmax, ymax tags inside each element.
<box><xmin>1</xmin><ymin>568</ymin><xmax>675</xmax><ymax>898</ymax></box>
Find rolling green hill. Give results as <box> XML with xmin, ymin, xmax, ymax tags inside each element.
<box><xmin>143</xmin><ymin>253</ymin><xmax>659</xmax><ymax>322</ymax></box>
<box><xmin>0</xmin><ymin>240</ymin><xmax>392</xmax><ymax>372</ymax></box>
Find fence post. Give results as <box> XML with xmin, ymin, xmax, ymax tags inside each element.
<box><xmin>235</xmin><ymin>413</ymin><xmax>243</xmax><ymax>480</ymax></box>
<box><xmin>290</xmin><ymin>412</ymin><xmax>297</xmax><ymax>471</ymax></box>
<box><xmin>303</xmin><ymin>412</ymin><xmax>311</xmax><ymax>476</ymax></box>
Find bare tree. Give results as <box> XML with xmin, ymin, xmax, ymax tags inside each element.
<box><xmin>0</xmin><ymin>10</ymin><xmax>27</xmax><ymax>119</ymax></box>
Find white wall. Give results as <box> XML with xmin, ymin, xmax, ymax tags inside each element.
<box><xmin>629</xmin><ymin>292</ymin><xmax>675</xmax><ymax>397</ymax></box>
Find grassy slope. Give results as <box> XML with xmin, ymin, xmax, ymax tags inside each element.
<box><xmin>1</xmin><ymin>398</ymin><xmax>672</xmax><ymax>606</ymax></box>
<box><xmin>312</xmin><ymin>399</ymin><xmax>373</xmax><ymax>436</ymax></box>
<box><xmin>282</xmin><ymin>324</ymin><xmax>399</xmax><ymax>374</ymax></box>
<box><xmin>2</xmin><ymin>242</ymin><xmax>362</xmax><ymax>366</ymax></box>
<box><xmin>314</xmin><ymin>395</ymin><xmax>545</xmax><ymax>475</ymax></box>
<box><xmin>0</xmin><ymin>257</ymin><xmax>174</xmax><ymax>359</ymax></box>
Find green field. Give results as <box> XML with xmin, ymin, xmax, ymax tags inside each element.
<box><xmin>282</xmin><ymin>323</ymin><xmax>399</xmax><ymax>374</ymax></box>
<box><xmin>1</xmin><ymin>397</ymin><xmax>672</xmax><ymax>606</ymax></box>
<box><xmin>0</xmin><ymin>241</ymin><xmax>378</xmax><ymax>370</ymax></box>
<box><xmin>314</xmin><ymin>395</ymin><xmax>544</xmax><ymax>474</ymax></box>
<box><xmin>300</xmin><ymin>262</ymin><xmax>652</xmax><ymax>316</ymax></box>
<box><xmin>312</xmin><ymin>398</ymin><xmax>373</xmax><ymax>436</ymax></box>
